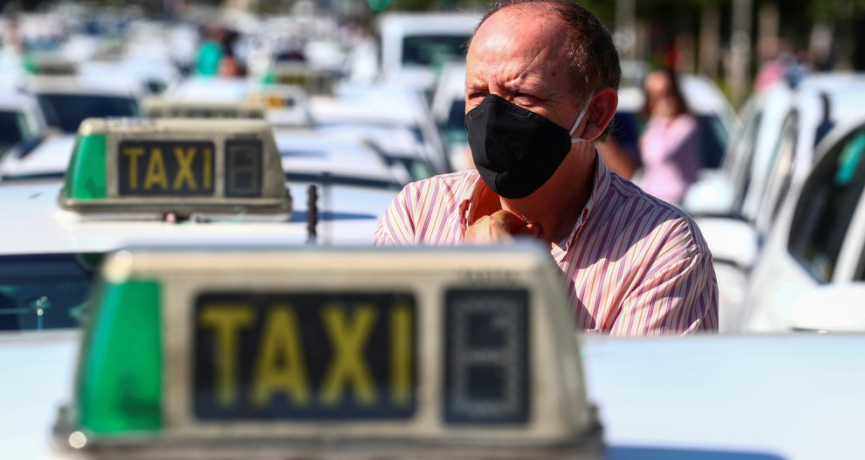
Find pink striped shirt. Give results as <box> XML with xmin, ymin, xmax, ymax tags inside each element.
<box><xmin>374</xmin><ymin>155</ymin><xmax>719</xmax><ymax>335</ymax></box>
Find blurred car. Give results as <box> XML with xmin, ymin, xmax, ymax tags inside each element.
<box><xmin>24</xmin><ymin>72</ymin><xmax>142</xmax><ymax>134</ymax></box>
<box><xmin>0</xmin><ymin>133</ymin><xmax>75</xmax><ymax>181</ymax></box>
<box><xmin>744</xmin><ymin>110</ymin><xmax>865</xmax><ymax>332</ymax></box>
<box><xmin>311</xmin><ymin>83</ymin><xmax>450</xmax><ymax>175</ymax></box>
<box><xmin>688</xmin><ymin>77</ymin><xmax>865</xmax><ymax>331</ymax></box>
<box><xmin>0</xmin><ymin>92</ymin><xmax>46</xmax><ymax>157</ymax></box>
<box><xmin>430</xmin><ymin>61</ymin><xmax>471</xmax><ymax>171</ymax></box>
<box><xmin>274</xmin><ymin>128</ymin><xmax>404</xmax><ymax>189</ymax></box>
<box><xmin>376</xmin><ymin>12</ymin><xmax>481</xmax><ymax>92</ymax></box>
<box><xmin>316</xmin><ymin>123</ymin><xmax>435</xmax><ymax>183</ymax></box>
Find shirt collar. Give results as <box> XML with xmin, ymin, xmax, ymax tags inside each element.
<box><xmin>557</xmin><ymin>149</ymin><xmax>611</xmax><ymax>250</ymax></box>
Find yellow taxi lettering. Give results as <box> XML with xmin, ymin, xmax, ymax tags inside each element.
<box><xmin>121</xmin><ymin>148</ymin><xmax>145</xmax><ymax>189</ymax></box>
<box><xmin>199</xmin><ymin>305</ymin><xmax>254</xmax><ymax>407</ymax></box>
<box><xmin>252</xmin><ymin>306</ymin><xmax>310</xmax><ymax>407</ymax></box>
<box><xmin>144</xmin><ymin>148</ymin><xmax>168</xmax><ymax>190</ymax></box>
<box><xmin>320</xmin><ymin>305</ymin><xmax>377</xmax><ymax>406</ymax></box>
<box><xmin>203</xmin><ymin>147</ymin><xmax>212</xmax><ymax>189</ymax></box>
<box><xmin>390</xmin><ymin>305</ymin><xmax>412</xmax><ymax>406</ymax></box>
<box><xmin>173</xmin><ymin>148</ymin><xmax>197</xmax><ymax>190</ymax></box>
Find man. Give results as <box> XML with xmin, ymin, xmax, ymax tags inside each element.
<box><xmin>374</xmin><ymin>0</ymin><xmax>718</xmax><ymax>335</ymax></box>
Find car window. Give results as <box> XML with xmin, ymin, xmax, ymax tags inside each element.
<box><xmin>766</xmin><ymin>113</ymin><xmax>799</xmax><ymax>225</ymax></box>
<box><xmin>789</xmin><ymin>128</ymin><xmax>865</xmax><ymax>283</ymax></box>
<box><xmin>0</xmin><ymin>253</ymin><xmax>101</xmax><ymax>331</ymax></box>
<box><xmin>402</xmin><ymin>35</ymin><xmax>469</xmax><ymax>67</ymax></box>
<box><xmin>731</xmin><ymin>111</ymin><xmax>763</xmax><ymax>208</ymax></box>
<box><xmin>0</xmin><ymin>111</ymin><xmax>27</xmax><ymax>146</ymax></box>
<box><xmin>37</xmin><ymin>94</ymin><xmax>138</xmax><ymax>134</ymax></box>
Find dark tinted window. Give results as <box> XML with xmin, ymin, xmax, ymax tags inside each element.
<box><xmin>789</xmin><ymin>129</ymin><xmax>865</xmax><ymax>282</ymax></box>
<box><xmin>0</xmin><ymin>111</ymin><xmax>28</xmax><ymax>145</ymax></box>
<box><xmin>0</xmin><ymin>253</ymin><xmax>101</xmax><ymax>331</ymax></box>
<box><xmin>696</xmin><ymin>115</ymin><xmax>729</xmax><ymax>169</ymax></box>
<box><xmin>37</xmin><ymin>94</ymin><xmax>138</xmax><ymax>133</ymax></box>
<box><xmin>402</xmin><ymin>35</ymin><xmax>469</xmax><ymax>66</ymax></box>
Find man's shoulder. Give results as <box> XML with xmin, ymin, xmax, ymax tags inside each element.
<box><xmin>606</xmin><ymin>174</ymin><xmax>710</xmax><ymax>255</ymax></box>
<box><xmin>401</xmin><ymin>170</ymin><xmax>480</xmax><ymax>201</ymax></box>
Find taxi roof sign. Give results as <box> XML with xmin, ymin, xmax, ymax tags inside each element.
<box><xmin>140</xmin><ymin>97</ymin><xmax>267</xmax><ymax>120</ymax></box>
<box><xmin>55</xmin><ymin>244</ymin><xmax>601</xmax><ymax>459</ymax></box>
<box><xmin>59</xmin><ymin>118</ymin><xmax>291</xmax><ymax>218</ymax></box>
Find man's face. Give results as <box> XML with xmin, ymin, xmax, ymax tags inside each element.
<box><xmin>465</xmin><ymin>7</ymin><xmax>581</xmax><ymax>132</ymax></box>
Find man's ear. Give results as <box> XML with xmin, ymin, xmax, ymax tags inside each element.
<box><xmin>580</xmin><ymin>88</ymin><xmax>618</xmax><ymax>142</ymax></box>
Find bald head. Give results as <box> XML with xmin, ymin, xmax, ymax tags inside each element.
<box><xmin>469</xmin><ymin>0</ymin><xmax>620</xmax><ymax>109</ymax></box>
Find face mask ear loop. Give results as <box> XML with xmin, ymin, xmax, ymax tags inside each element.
<box><xmin>569</xmin><ymin>92</ymin><xmax>595</xmax><ymax>143</ymax></box>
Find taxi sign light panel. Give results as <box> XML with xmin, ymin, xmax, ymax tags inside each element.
<box><xmin>60</xmin><ymin>119</ymin><xmax>290</xmax><ymax>216</ymax></box>
<box><xmin>61</xmin><ymin>247</ymin><xmax>597</xmax><ymax>456</ymax></box>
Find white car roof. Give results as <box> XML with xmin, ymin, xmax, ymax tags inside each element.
<box><xmin>0</xmin><ymin>134</ymin><xmax>76</xmax><ymax>180</ymax></box>
<box><xmin>316</xmin><ymin>124</ymin><xmax>423</xmax><ymax>159</ymax></box>
<box><xmin>0</xmin><ymin>179</ymin><xmax>394</xmax><ymax>255</ymax></box>
<box><xmin>24</xmin><ymin>74</ymin><xmax>144</xmax><ymax>98</ymax></box>
<box><xmin>275</xmin><ymin>130</ymin><xmax>401</xmax><ymax>187</ymax></box>
<box><xmin>311</xmin><ymin>84</ymin><xmax>427</xmax><ymax>127</ymax></box>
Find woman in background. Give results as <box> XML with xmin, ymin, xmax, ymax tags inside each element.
<box><xmin>639</xmin><ymin>69</ymin><xmax>701</xmax><ymax>204</ymax></box>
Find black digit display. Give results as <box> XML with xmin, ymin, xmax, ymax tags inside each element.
<box><xmin>224</xmin><ymin>140</ymin><xmax>263</xmax><ymax>198</ymax></box>
<box><xmin>443</xmin><ymin>289</ymin><xmax>529</xmax><ymax>425</ymax></box>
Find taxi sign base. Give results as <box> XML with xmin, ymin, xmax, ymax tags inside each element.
<box><xmin>57</xmin><ymin>196</ymin><xmax>293</xmax><ymax>222</ymax></box>
<box><xmin>53</xmin><ymin>419</ymin><xmax>604</xmax><ymax>460</ymax></box>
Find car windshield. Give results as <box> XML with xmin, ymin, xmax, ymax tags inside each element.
<box><xmin>402</xmin><ymin>35</ymin><xmax>470</xmax><ymax>66</ymax></box>
<box><xmin>0</xmin><ymin>111</ymin><xmax>29</xmax><ymax>146</ymax></box>
<box><xmin>37</xmin><ymin>94</ymin><xmax>138</xmax><ymax>134</ymax></box>
<box><xmin>0</xmin><ymin>253</ymin><xmax>102</xmax><ymax>332</ymax></box>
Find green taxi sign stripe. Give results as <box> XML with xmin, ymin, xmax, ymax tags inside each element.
<box><xmin>64</xmin><ymin>135</ymin><xmax>107</xmax><ymax>200</ymax></box>
<box><xmin>77</xmin><ymin>279</ymin><xmax>162</xmax><ymax>434</ymax></box>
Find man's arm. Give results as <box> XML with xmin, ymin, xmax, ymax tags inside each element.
<box><xmin>610</xmin><ymin>223</ymin><xmax>719</xmax><ymax>336</ymax></box>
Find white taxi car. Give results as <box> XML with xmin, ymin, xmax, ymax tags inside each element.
<box><xmin>0</xmin><ymin>117</ymin><xmax>396</xmax><ymax>336</ymax></box>
<box><xmin>376</xmin><ymin>12</ymin><xmax>481</xmax><ymax>92</ymax></box>
<box><xmin>745</xmin><ymin>110</ymin><xmax>865</xmax><ymax>332</ymax></box>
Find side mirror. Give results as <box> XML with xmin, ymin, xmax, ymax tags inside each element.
<box><xmin>694</xmin><ymin>217</ymin><xmax>758</xmax><ymax>269</ymax></box>
<box><xmin>683</xmin><ymin>175</ymin><xmax>736</xmax><ymax>217</ymax></box>
<box><xmin>790</xmin><ymin>284</ymin><xmax>865</xmax><ymax>333</ymax></box>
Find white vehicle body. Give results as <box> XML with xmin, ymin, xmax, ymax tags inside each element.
<box><xmin>168</xmin><ymin>78</ymin><xmax>314</xmax><ymax>128</ymax></box>
<box><xmin>273</xmin><ymin>128</ymin><xmax>402</xmax><ymax>189</ymax></box>
<box><xmin>745</xmin><ymin>111</ymin><xmax>865</xmax><ymax>332</ymax></box>
<box><xmin>316</xmin><ymin>123</ymin><xmax>434</xmax><ymax>183</ymax></box>
<box><xmin>5</xmin><ymin>332</ymin><xmax>865</xmax><ymax>459</ymax></box>
<box><xmin>376</xmin><ymin>12</ymin><xmax>480</xmax><ymax>91</ymax></box>
<box><xmin>311</xmin><ymin>83</ymin><xmax>449</xmax><ymax>174</ymax></box>
<box><xmin>0</xmin><ymin>134</ymin><xmax>75</xmax><ymax>181</ymax></box>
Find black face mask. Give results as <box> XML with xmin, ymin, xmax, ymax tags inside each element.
<box><xmin>465</xmin><ymin>94</ymin><xmax>592</xmax><ymax>199</ymax></box>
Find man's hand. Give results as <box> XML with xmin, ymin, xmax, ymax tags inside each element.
<box><xmin>465</xmin><ymin>210</ymin><xmax>541</xmax><ymax>242</ymax></box>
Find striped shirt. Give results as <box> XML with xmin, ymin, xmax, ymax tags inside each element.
<box><xmin>374</xmin><ymin>154</ymin><xmax>719</xmax><ymax>335</ymax></box>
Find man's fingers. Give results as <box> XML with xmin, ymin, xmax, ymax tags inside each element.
<box><xmin>514</xmin><ymin>223</ymin><xmax>542</xmax><ymax>237</ymax></box>
<box><xmin>493</xmin><ymin>210</ymin><xmax>529</xmax><ymax>233</ymax></box>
